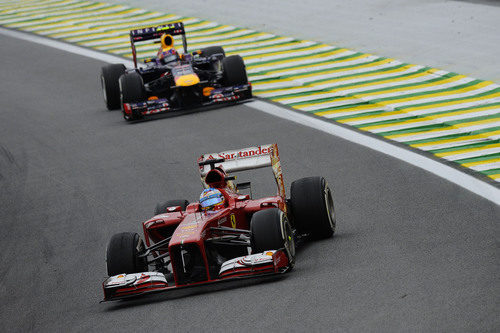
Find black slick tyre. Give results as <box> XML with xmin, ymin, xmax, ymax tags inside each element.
<box><xmin>106</xmin><ymin>232</ymin><xmax>147</xmax><ymax>276</ymax></box>
<box><xmin>100</xmin><ymin>64</ymin><xmax>126</xmax><ymax>110</ymax></box>
<box><xmin>200</xmin><ymin>46</ymin><xmax>225</xmax><ymax>58</ymax></box>
<box><xmin>250</xmin><ymin>208</ymin><xmax>295</xmax><ymax>266</ymax></box>
<box><xmin>290</xmin><ymin>176</ymin><xmax>336</xmax><ymax>239</ymax></box>
<box><xmin>119</xmin><ymin>72</ymin><xmax>146</xmax><ymax>121</ymax></box>
<box><xmin>154</xmin><ymin>199</ymin><xmax>190</xmax><ymax>215</ymax></box>
<box><xmin>221</xmin><ymin>55</ymin><xmax>248</xmax><ymax>86</ymax></box>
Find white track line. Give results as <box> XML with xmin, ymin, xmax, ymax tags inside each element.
<box><xmin>1</xmin><ymin>27</ymin><xmax>498</xmax><ymax>205</ymax></box>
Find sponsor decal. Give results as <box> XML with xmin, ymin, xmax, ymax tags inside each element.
<box><xmin>217</xmin><ymin>217</ymin><xmax>227</xmax><ymax>226</ymax></box>
<box><xmin>182</xmin><ymin>219</ymin><xmax>200</xmax><ymax>226</ymax></box>
<box><xmin>136</xmin><ymin>273</ymin><xmax>150</xmax><ymax>284</ymax></box>
<box><xmin>230</xmin><ymin>214</ymin><xmax>236</xmax><ymax>229</ymax></box>
<box><xmin>181</xmin><ymin>225</ymin><xmax>197</xmax><ymax>230</ymax></box>
<box><xmin>213</xmin><ymin>145</ymin><xmax>271</xmax><ymax>161</ymax></box>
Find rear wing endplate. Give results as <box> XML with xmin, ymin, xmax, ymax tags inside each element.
<box><xmin>198</xmin><ymin>144</ymin><xmax>287</xmax><ymax>201</ymax></box>
<box><xmin>129</xmin><ymin>22</ymin><xmax>188</xmax><ymax>68</ymax></box>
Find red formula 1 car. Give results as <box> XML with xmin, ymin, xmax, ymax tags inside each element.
<box><xmin>102</xmin><ymin>144</ymin><xmax>336</xmax><ymax>301</ymax></box>
<box><xmin>100</xmin><ymin>22</ymin><xmax>252</xmax><ymax>121</ymax></box>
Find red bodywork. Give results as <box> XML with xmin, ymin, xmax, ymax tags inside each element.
<box><xmin>102</xmin><ymin>144</ymin><xmax>291</xmax><ymax>301</ymax></box>
<box><xmin>143</xmin><ymin>187</ymin><xmax>286</xmax><ymax>286</ymax></box>
<box><xmin>143</xmin><ymin>158</ymin><xmax>288</xmax><ymax>285</ymax></box>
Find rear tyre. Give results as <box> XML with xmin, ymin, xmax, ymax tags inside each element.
<box><xmin>154</xmin><ymin>199</ymin><xmax>190</xmax><ymax>215</ymax></box>
<box><xmin>250</xmin><ymin>208</ymin><xmax>295</xmax><ymax>266</ymax></box>
<box><xmin>106</xmin><ymin>232</ymin><xmax>147</xmax><ymax>276</ymax></box>
<box><xmin>222</xmin><ymin>55</ymin><xmax>248</xmax><ymax>86</ymax></box>
<box><xmin>200</xmin><ymin>46</ymin><xmax>225</xmax><ymax>58</ymax></box>
<box><xmin>290</xmin><ymin>176</ymin><xmax>336</xmax><ymax>239</ymax></box>
<box><xmin>119</xmin><ymin>72</ymin><xmax>146</xmax><ymax>121</ymax></box>
<box><xmin>100</xmin><ymin>64</ymin><xmax>126</xmax><ymax>110</ymax></box>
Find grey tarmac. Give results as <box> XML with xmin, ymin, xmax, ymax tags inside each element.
<box><xmin>0</xmin><ymin>33</ymin><xmax>498</xmax><ymax>332</ymax></box>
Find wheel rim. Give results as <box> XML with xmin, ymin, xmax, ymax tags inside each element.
<box><xmin>281</xmin><ymin>213</ymin><xmax>295</xmax><ymax>260</ymax></box>
<box><xmin>324</xmin><ymin>184</ymin><xmax>335</xmax><ymax>231</ymax></box>
<box><xmin>101</xmin><ymin>75</ymin><xmax>108</xmax><ymax>104</ymax></box>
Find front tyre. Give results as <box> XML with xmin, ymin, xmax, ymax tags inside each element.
<box><xmin>100</xmin><ymin>64</ymin><xmax>126</xmax><ymax>110</ymax></box>
<box><xmin>221</xmin><ymin>55</ymin><xmax>248</xmax><ymax>86</ymax></box>
<box><xmin>250</xmin><ymin>208</ymin><xmax>295</xmax><ymax>266</ymax></box>
<box><xmin>106</xmin><ymin>232</ymin><xmax>147</xmax><ymax>276</ymax></box>
<box><xmin>119</xmin><ymin>72</ymin><xmax>146</xmax><ymax>121</ymax></box>
<box><xmin>290</xmin><ymin>176</ymin><xmax>336</xmax><ymax>239</ymax></box>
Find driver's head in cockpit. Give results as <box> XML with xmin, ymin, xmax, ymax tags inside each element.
<box><xmin>199</xmin><ymin>188</ymin><xmax>225</xmax><ymax>212</ymax></box>
<box><xmin>157</xmin><ymin>34</ymin><xmax>179</xmax><ymax>64</ymax></box>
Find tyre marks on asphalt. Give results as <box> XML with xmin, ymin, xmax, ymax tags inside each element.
<box><xmin>1</xmin><ymin>0</ymin><xmax>499</xmax><ymax>183</ymax></box>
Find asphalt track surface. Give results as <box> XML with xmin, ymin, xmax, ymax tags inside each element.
<box><xmin>0</xmin><ymin>34</ymin><xmax>498</xmax><ymax>332</ymax></box>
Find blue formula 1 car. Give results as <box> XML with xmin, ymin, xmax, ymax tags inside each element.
<box><xmin>100</xmin><ymin>22</ymin><xmax>252</xmax><ymax>121</ymax></box>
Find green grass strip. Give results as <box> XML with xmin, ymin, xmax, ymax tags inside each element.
<box><xmin>428</xmin><ymin>139</ymin><xmax>500</xmax><ymax>154</ymax></box>
<box><xmin>0</xmin><ymin>1</ymin><xmax>94</xmax><ymax>18</ymax></box>
<box><xmin>3</xmin><ymin>3</ymin><xmax>118</xmax><ymax>26</ymax></box>
<box><xmin>44</xmin><ymin>11</ymin><xmax>166</xmax><ymax>36</ymax></box>
<box><xmin>256</xmin><ymin>63</ymin><xmax>411</xmax><ymax>92</ymax></box>
<box><xmin>249</xmin><ymin>52</ymin><xmax>364</xmax><ymax>76</ymax></box>
<box><xmin>291</xmin><ymin>79</ymin><xmax>483</xmax><ymax>108</ymax></box>
<box><xmin>363</xmin><ymin>113</ymin><xmax>500</xmax><ymax>133</ymax></box>
<box><xmin>454</xmin><ymin>153</ymin><xmax>500</xmax><ymax>164</ymax></box>
<box><xmin>481</xmin><ymin>168</ymin><xmax>500</xmax><ymax>175</ymax></box>
<box><xmin>335</xmin><ymin>101</ymin><xmax>499</xmax><ymax>125</ymax></box>
<box><xmin>244</xmin><ymin>47</ymin><xmax>340</xmax><ymax>67</ymax></box>
<box><xmin>402</xmin><ymin>126</ymin><xmax>500</xmax><ymax>145</ymax></box>
<box><xmin>289</xmin><ymin>74</ymin><xmax>467</xmax><ymax>107</ymax></box>
<box><xmin>252</xmin><ymin>57</ymin><xmax>389</xmax><ymax>84</ymax></box>
<box><xmin>308</xmin><ymin>86</ymin><xmax>500</xmax><ymax>115</ymax></box>
<box><xmin>268</xmin><ymin>67</ymin><xmax>433</xmax><ymax>100</ymax></box>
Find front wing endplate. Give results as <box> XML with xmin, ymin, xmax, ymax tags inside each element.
<box><xmin>101</xmin><ymin>249</ymin><xmax>289</xmax><ymax>302</ymax></box>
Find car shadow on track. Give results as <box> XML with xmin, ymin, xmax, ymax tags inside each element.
<box><xmin>110</xmin><ymin>99</ymin><xmax>254</xmax><ymax>124</ymax></box>
<box><xmin>101</xmin><ymin>232</ymin><xmax>349</xmax><ymax>311</ymax></box>
<box><xmin>101</xmin><ymin>274</ymin><xmax>285</xmax><ymax>311</ymax></box>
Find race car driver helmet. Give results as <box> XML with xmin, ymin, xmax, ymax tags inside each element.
<box><xmin>158</xmin><ymin>34</ymin><xmax>178</xmax><ymax>64</ymax></box>
<box><xmin>200</xmin><ymin>188</ymin><xmax>225</xmax><ymax>211</ymax></box>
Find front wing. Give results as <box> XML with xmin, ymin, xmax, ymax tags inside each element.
<box><xmin>102</xmin><ymin>249</ymin><xmax>289</xmax><ymax>302</ymax></box>
<box><xmin>122</xmin><ymin>83</ymin><xmax>252</xmax><ymax>119</ymax></box>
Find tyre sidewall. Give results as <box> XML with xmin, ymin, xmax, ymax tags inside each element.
<box><xmin>222</xmin><ymin>55</ymin><xmax>248</xmax><ymax>86</ymax></box>
<box><xmin>106</xmin><ymin>232</ymin><xmax>147</xmax><ymax>276</ymax></box>
<box><xmin>250</xmin><ymin>208</ymin><xmax>295</xmax><ymax>265</ymax></box>
<box><xmin>119</xmin><ymin>72</ymin><xmax>145</xmax><ymax>120</ymax></box>
<box><xmin>101</xmin><ymin>64</ymin><xmax>126</xmax><ymax>110</ymax></box>
<box><xmin>290</xmin><ymin>176</ymin><xmax>336</xmax><ymax>239</ymax></box>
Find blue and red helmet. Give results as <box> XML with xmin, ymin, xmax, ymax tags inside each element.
<box><xmin>200</xmin><ymin>188</ymin><xmax>225</xmax><ymax>211</ymax></box>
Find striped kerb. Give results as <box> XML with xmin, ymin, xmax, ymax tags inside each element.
<box><xmin>1</xmin><ymin>0</ymin><xmax>499</xmax><ymax>182</ymax></box>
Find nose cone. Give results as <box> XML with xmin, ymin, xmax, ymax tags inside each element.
<box><xmin>175</xmin><ymin>74</ymin><xmax>200</xmax><ymax>87</ymax></box>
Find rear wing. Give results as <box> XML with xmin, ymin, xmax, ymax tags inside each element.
<box><xmin>197</xmin><ymin>144</ymin><xmax>287</xmax><ymax>201</ymax></box>
<box><xmin>129</xmin><ymin>21</ymin><xmax>188</xmax><ymax>68</ymax></box>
